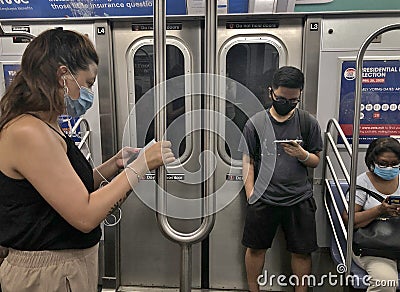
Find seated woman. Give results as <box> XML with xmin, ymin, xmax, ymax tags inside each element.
<box><xmin>343</xmin><ymin>137</ymin><xmax>400</xmax><ymax>292</ymax></box>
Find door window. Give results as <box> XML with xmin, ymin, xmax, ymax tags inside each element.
<box><xmin>133</xmin><ymin>45</ymin><xmax>186</xmax><ymax>157</ymax></box>
<box><xmin>224</xmin><ymin>43</ymin><xmax>280</xmax><ymax>160</ymax></box>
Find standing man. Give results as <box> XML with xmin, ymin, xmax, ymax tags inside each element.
<box><xmin>238</xmin><ymin>66</ymin><xmax>323</xmax><ymax>292</ymax></box>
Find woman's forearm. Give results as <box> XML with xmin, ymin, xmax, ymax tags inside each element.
<box><xmin>93</xmin><ymin>156</ymin><xmax>119</xmax><ymax>189</ymax></box>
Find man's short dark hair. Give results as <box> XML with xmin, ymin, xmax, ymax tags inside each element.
<box><xmin>271</xmin><ymin>66</ymin><xmax>304</xmax><ymax>90</ymax></box>
<box><xmin>365</xmin><ymin>137</ymin><xmax>400</xmax><ymax>171</ymax></box>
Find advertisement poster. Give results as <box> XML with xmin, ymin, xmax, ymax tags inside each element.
<box><xmin>0</xmin><ymin>0</ymin><xmax>398</xmax><ymax>18</ymax></box>
<box><xmin>295</xmin><ymin>0</ymin><xmax>400</xmax><ymax>12</ymax></box>
<box><xmin>0</xmin><ymin>0</ymin><xmax>186</xmax><ymax>18</ymax></box>
<box><xmin>338</xmin><ymin>60</ymin><xmax>400</xmax><ymax>144</ymax></box>
<box><xmin>0</xmin><ymin>0</ymin><xmax>245</xmax><ymax>18</ymax></box>
<box><xmin>3</xmin><ymin>63</ymin><xmax>20</xmax><ymax>90</ymax></box>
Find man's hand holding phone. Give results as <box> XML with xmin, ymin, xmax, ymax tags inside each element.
<box><xmin>274</xmin><ymin>139</ymin><xmax>310</xmax><ymax>162</ymax></box>
<box><xmin>274</xmin><ymin>139</ymin><xmax>303</xmax><ymax>146</ymax></box>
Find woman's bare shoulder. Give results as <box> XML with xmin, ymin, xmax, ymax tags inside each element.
<box><xmin>0</xmin><ymin>115</ymin><xmax>66</xmax><ymax>175</ymax></box>
<box><xmin>3</xmin><ymin>114</ymin><xmax>58</xmax><ymax>143</ymax></box>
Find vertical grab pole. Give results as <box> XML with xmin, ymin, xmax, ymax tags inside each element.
<box><xmin>180</xmin><ymin>243</ymin><xmax>192</xmax><ymax>291</ymax></box>
<box><xmin>153</xmin><ymin>0</ymin><xmax>169</xmax><ymax>259</ymax></box>
<box><xmin>153</xmin><ymin>0</ymin><xmax>167</xmax><ymax>185</ymax></box>
<box><xmin>205</xmin><ymin>0</ymin><xmax>218</xmax><ymax>205</ymax></box>
<box><xmin>345</xmin><ymin>23</ymin><xmax>400</xmax><ymax>282</ymax></box>
<box><xmin>153</xmin><ymin>1</ymin><xmax>217</xmax><ymax>292</ymax></box>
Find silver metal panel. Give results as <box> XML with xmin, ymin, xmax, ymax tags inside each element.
<box><xmin>248</xmin><ymin>0</ymin><xmax>276</xmax><ymax>13</ymax></box>
<box><xmin>276</xmin><ymin>0</ymin><xmax>296</xmax><ymax>13</ymax></box>
<box><xmin>302</xmin><ymin>17</ymin><xmax>322</xmax><ymax>116</ymax></box>
<box><xmin>210</xmin><ymin>17</ymin><xmax>304</xmax><ymax>290</ymax></box>
<box><xmin>301</xmin><ymin>17</ymin><xmax>331</xmax><ymax>249</ymax></box>
<box><xmin>112</xmin><ymin>19</ymin><xmax>203</xmax><ymax>288</ymax></box>
<box><xmin>93</xmin><ymin>21</ymin><xmax>118</xmax><ymax>287</ymax></box>
<box><xmin>321</xmin><ymin>16</ymin><xmax>400</xmax><ymax>52</ymax></box>
<box><xmin>94</xmin><ymin>21</ymin><xmax>118</xmax><ymax>162</ymax></box>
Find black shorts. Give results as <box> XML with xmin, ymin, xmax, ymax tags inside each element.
<box><xmin>242</xmin><ymin>197</ymin><xmax>318</xmax><ymax>254</ymax></box>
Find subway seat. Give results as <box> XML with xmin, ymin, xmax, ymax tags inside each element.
<box><xmin>326</xmin><ymin>180</ymin><xmax>398</xmax><ymax>290</ymax></box>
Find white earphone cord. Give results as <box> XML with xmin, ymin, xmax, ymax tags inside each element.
<box><xmin>66</xmin><ymin>117</ymin><xmax>122</xmax><ymax>227</ymax></box>
<box><xmin>86</xmin><ymin>140</ymin><xmax>122</xmax><ymax>227</ymax></box>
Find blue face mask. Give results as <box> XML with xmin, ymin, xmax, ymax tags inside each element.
<box><xmin>373</xmin><ymin>164</ymin><xmax>400</xmax><ymax>181</ymax></box>
<box><xmin>64</xmin><ymin>72</ymin><xmax>94</xmax><ymax>117</ymax></box>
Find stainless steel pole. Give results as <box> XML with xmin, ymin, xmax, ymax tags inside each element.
<box><xmin>345</xmin><ymin>23</ymin><xmax>400</xmax><ymax>283</ymax></box>
<box><xmin>153</xmin><ymin>0</ymin><xmax>167</xmax><ymax>186</ymax></box>
<box><xmin>153</xmin><ymin>1</ymin><xmax>217</xmax><ymax>291</ymax></box>
<box><xmin>180</xmin><ymin>243</ymin><xmax>192</xmax><ymax>291</ymax></box>
<box><xmin>205</xmin><ymin>0</ymin><xmax>218</xmax><ymax>230</ymax></box>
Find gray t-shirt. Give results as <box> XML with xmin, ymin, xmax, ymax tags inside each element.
<box><xmin>238</xmin><ymin>109</ymin><xmax>323</xmax><ymax>206</ymax></box>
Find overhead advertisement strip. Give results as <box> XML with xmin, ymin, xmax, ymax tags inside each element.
<box><xmin>0</xmin><ymin>0</ymin><xmax>247</xmax><ymax>18</ymax></box>
<box><xmin>0</xmin><ymin>0</ymin><xmax>397</xmax><ymax>19</ymax></box>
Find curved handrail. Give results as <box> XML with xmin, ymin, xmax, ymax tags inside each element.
<box><xmin>70</xmin><ymin>117</ymin><xmax>91</xmax><ymax>150</ymax></box>
<box><xmin>322</xmin><ymin>118</ymin><xmax>352</xmax><ymax>184</ymax></box>
<box><xmin>326</xmin><ymin>156</ymin><xmax>349</xmax><ymax>213</ymax></box>
<box><xmin>324</xmin><ymin>182</ymin><xmax>346</xmax><ymax>264</ymax></box>
<box><xmin>325</xmin><ymin>119</ymin><xmax>352</xmax><ymax>156</ymax></box>
<box><xmin>153</xmin><ymin>1</ymin><xmax>216</xmax><ymax>291</ymax></box>
<box><xmin>322</xmin><ymin>118</ymin><xmax>351</xmax><ymax>272</ymax></box>
<box><xmin>65</xmin><ymin>117</ymin><xmax>92</xmax><ymax>161</ymax></box>
<box><xmin>345</xmin><ymin>23</ymin><xmax>400</xmax><ymax>277</ymax></box>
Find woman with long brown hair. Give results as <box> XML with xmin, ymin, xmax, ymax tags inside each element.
<box><xmin>0</xmin><ymin>28</ymin><xmax>174</xmax><ymax>292</ymax></box>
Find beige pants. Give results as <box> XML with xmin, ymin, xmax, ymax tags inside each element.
<box><xmin>353</xmin><ymin>254</ymin><xmax>398</xmax><ymax>292</ymax></box>
<box><xmin>0</xmin><ymin>244</ymin><xmax>98</xmax><ymax>292</ymax></box>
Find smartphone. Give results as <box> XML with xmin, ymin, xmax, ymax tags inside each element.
<box><xmin>387</xmin><ymin>195</ymin><xmax>400</xmax><ymax>205</ymax></box>
<box><xmin>274</xmin><ymin>139</ymin><xmax>303</xmax><ymax>144</ymax></box>
<box><xmin>126</xmin><ymin>148</ymin><xmax>142</xmax><ymax>164</ymax></box>
<box><xmin>139</xmin><ymin>139</ymin><xmax>156</xmax><ymax>154</ymax></box>
<box><xmin>126</xmin><ymin>139</ymin><xmax>156</xmax><ymax>164</ymax></box>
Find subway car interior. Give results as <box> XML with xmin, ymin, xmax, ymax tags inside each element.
<box><xmin>0</xmin><ymin>0</ymin><xmax>400</xmax><ymax>291</ymax></box>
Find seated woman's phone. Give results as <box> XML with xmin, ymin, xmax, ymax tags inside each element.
<box><xmin>387</xmin><ymin>195</ymin><xmax>400</xmax><ymax>204</ymax></box>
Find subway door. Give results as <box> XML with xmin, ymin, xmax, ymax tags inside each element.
<box><xmin>112</xmin><ymin>19</ymin><xmax>202</xmax><ymax>288</ymax></box>
<box><xmin>209</xmin><ymin>17</ymin><xmax>303</xmax><ymax>290</ymax></box>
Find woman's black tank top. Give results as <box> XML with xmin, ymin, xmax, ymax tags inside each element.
<box><xmin>0</xmin><ymin>116</ymin><xmax>101</xmax><ymax>250</ymax></box>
